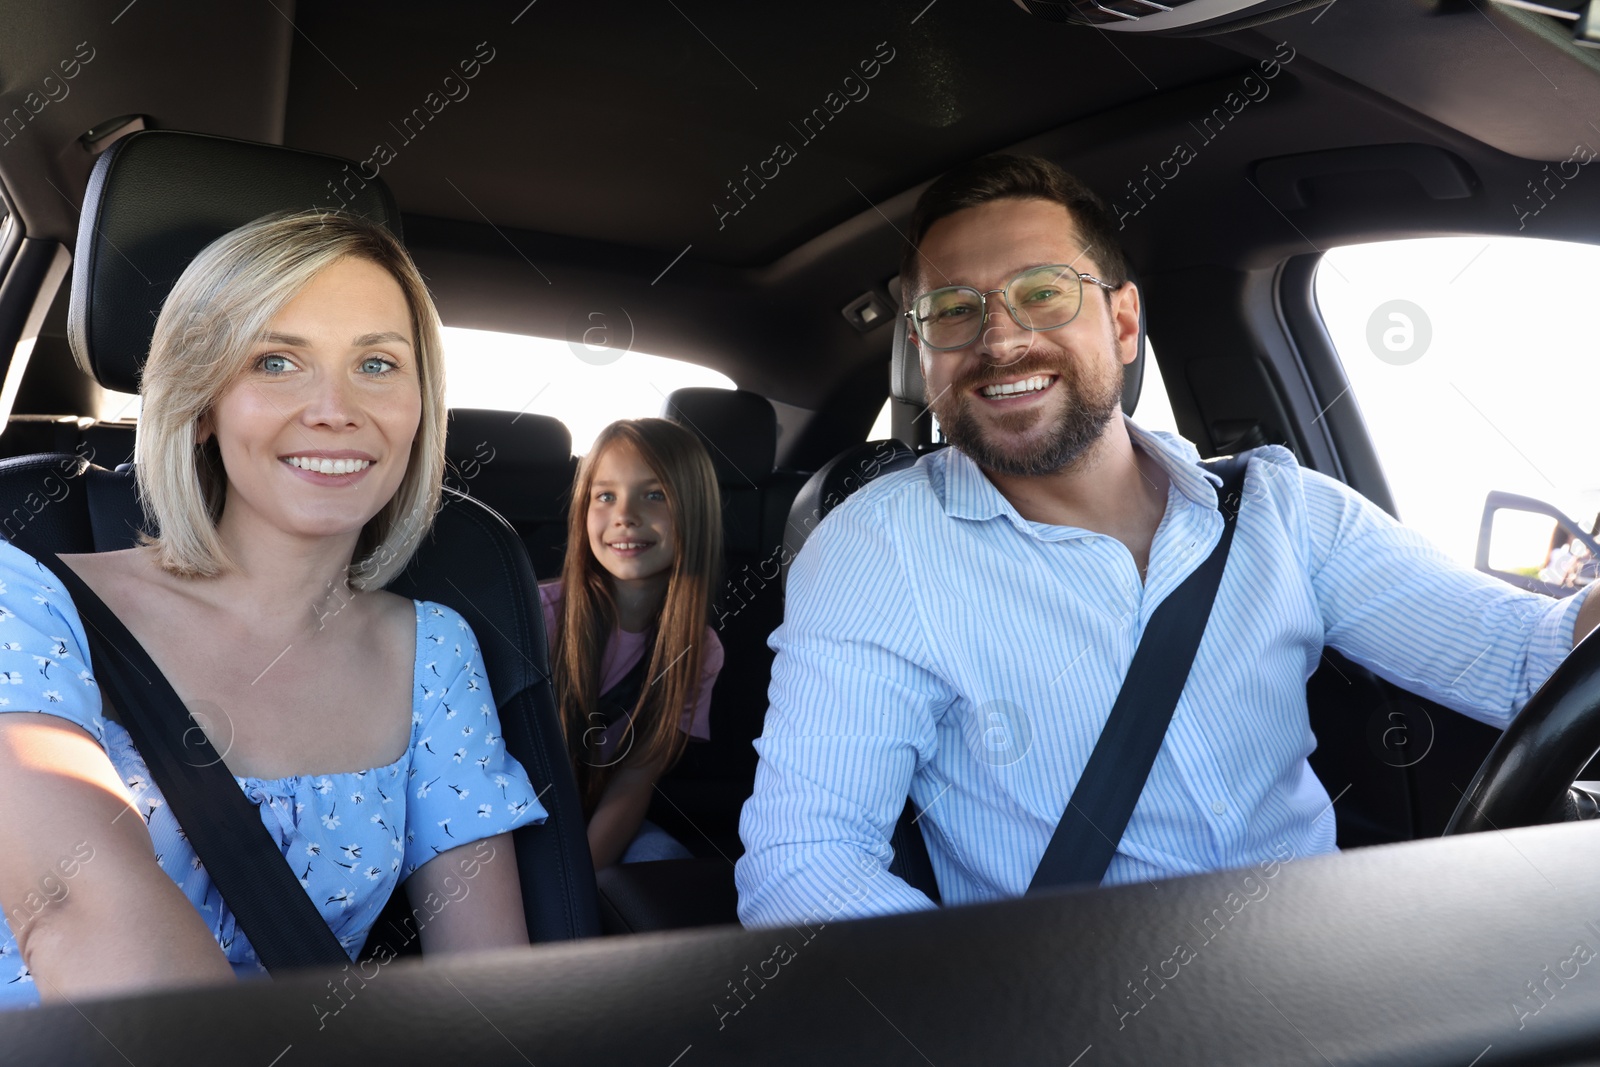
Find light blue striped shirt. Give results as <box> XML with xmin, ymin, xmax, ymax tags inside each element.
<box><xmin>735</xmin><ymin>417</ymin><xmax>1593</xmax><ymax>926</ymax></box>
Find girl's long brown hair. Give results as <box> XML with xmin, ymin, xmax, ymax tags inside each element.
<box><xmin>553</xmin><ymin>418</ymin><xmax>722</xmax><ymax>814</ymax></box>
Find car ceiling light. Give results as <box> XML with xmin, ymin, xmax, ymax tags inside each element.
<box><xmin>842</xmin><ymin>291</ymin><xmax>892</xmax><ymax>334</ymax></box>
<box><xmin>79</xmin><ymin>115</ymin><xmax>145</xmax><ymax>155</ymax></box>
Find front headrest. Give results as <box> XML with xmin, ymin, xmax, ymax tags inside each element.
<box><xmin>890</xmin><ymin>275</ymin><xmax>1147</xmax><ymax>418</ymax></box>
<box><xmin>69</xmin><ymin>130</ymin><xmax>402</xmax><ymax>395</ymax></box>
<box><xmin>445</xmin><ymin>409</ymin><xmax>572</xmax><ymax>466</ymax></box>
<box><xmin>890</xmin><ymin>315</ymin><xmax>922</xmax><ymax>406</ymax></box>
<box><xmin>660</xmin><ymin>388</ymin><xmax>776</xmax><ymax>487</ymax></box>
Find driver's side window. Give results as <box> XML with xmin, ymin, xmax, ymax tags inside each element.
<box><xmin>1315</xmin><ymin>236</ymin><xmax>1600</xmax><ymax>591</ymax></box>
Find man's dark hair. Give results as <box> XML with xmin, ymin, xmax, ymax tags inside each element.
<box><xmin>898</xmin><ymin>154</ymin><xmax>1130</xmax><ymax>306</ymax></box>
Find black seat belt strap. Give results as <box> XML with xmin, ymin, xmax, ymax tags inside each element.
<box><xmin>33</xmin><ymin>548</ymin><xmax>351</xmax><ymax>971</ymax></box>
<box><xmin>1027</xmin><ymin>452</ymin><xmax>1253</xmax><ymax>893</ymax></box>
<box><xmin>596</xmin><ymin>655</ymin><xmax>649</xmax><ymax>728</ymax></box>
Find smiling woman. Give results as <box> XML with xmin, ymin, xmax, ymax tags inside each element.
<box><xmin>0</xmin><ymin>211</ymin><xmax>547</xmax><ymax>1011</ymax></box>
<box><xmin>134</xmin><ymin>211</ymin><xmax>446</xmax><ymax>588</ymax></box>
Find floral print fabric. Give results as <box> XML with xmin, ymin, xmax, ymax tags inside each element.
<box><xmin>0</xmin><ymin>540</ymin><xmax>547</xmax><ymax>1009</ymax></box>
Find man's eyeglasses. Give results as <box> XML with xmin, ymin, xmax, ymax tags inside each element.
<box><xmin>904</xmin><ymin>264</ymin><xmax>1118</xmax><ymax>351</ymax></box>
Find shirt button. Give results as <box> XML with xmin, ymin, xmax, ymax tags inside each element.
<box><xmin>1211</xmin><ymin>800</ymin><xmax>1228</xmax><ymax>815</ymax></box>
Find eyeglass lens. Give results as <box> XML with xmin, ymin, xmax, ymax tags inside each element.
<box><xmin>912</xmin><ymin>265</ymin><xmax>1084</xmax><ymax>350</ymax></box>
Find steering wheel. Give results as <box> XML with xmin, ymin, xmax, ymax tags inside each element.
<box><xmin>1444</xmin><ymin>623</ymin><xmax>1600</xmax><ymax>834</ymax></box>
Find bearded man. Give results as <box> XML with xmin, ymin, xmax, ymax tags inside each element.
<box><xmin>734</xmin><ymin>155</ymin><xmax>1600</xmax><ymax>926</ymax></box>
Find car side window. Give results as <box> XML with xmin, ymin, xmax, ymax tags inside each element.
<box><xmin>1131</xmin><ymin>337</ymin><xmax>1179</xmax><ymax>437</ymax></box>
<box><xmin>1315</xmin><ymin>236</ymin><xmax>1600</xmax><ymax>577</ymax></box>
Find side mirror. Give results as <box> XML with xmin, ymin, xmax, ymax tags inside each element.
<box><xmin>1475</xmin><ymin>490</ymin><xmax>1600</xmax><ymax>599</ymax></box>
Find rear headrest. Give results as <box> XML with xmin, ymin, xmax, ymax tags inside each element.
<box><xmin>661</xmin><ymin>388</ymin><xmax>777</xmax><ymax>487</ymax></box>
<box><xmin>890</xmin><ymin>276</ymin><xmax>1147</xmax><ymax>418</ymax></box>
<box><xmin>442</xmin><ymin>409</ymin><xmax>576</xmax><ymax>530</ymax></box>
<box><xmin>69</xmin><ymin>130</ymin><xmax>402</xmax><ymax>395</ymax></box>
<box><xmin>445</xmin><ymin>409</ymin><xmax>572</xmax><ymax>466</ymax></box>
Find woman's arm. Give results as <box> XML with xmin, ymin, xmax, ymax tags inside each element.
<box><xmin>400</xmin><ymin>606</ymin><xmax>553</xmax><ymax>953</ymax></box>
<box><xmin>586</xmin><ymin>760</ymin><xmax>668</xmax><ymax>869</ymax></box>
<box><xmin>406</xmin><ymin>832</ymin><xmax>527</xmax><ymax>956</ymax></box>
<box><xmin>0</xmin><ymin>715</ymin><xmax>234</xmax><ymax>1002</ymax></box>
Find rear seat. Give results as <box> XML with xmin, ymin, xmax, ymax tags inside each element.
<box><xmin>658</xmin><ymin>388</ymin><xmax>808</xmax><ymax>858</ymax></box>
<box><xmin>443</xmin><ymin>408</ymin><xmax>576</xmax><ymax>580</ymax></box>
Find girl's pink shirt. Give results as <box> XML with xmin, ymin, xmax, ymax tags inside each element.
<box><xmin>539</xmin><ymin>581</ymin><xmax>720</xmax><ymax>754</ymax></box>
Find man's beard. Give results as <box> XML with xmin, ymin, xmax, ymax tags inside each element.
<box><xmin>931</xmin><ymin>342</ymin><xmax>1124</xmax><ymax>478</ymax></box>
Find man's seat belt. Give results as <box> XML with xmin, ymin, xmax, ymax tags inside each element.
<box><xmin>32</xmin><ymin>548</ymin><xmax>352</xmax><ymax>972</ymax></box>
<box><xmin>1027</xmin><ymin>451</ymin><xmax>1254</xmax><ymax>893</ymax></box>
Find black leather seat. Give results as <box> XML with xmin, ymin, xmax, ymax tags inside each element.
<box><xmin>0</xmin><ymin>129</ymin><xmax>600</xmax><ymax>944</ymax></box>
<box><xmin>444</xmin><ymin>408</ymin><xmax>577</xmax><ymax>580</ymax></box>
<box><xmin>656</xmin><ymin>387</ymin><xmax>808</xmax><ymax>857</ymax></box>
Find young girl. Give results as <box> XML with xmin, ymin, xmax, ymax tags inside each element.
<box><xmin>541</xmin><ymin>418</ymin><xmax>724</xmax><ymax>868</ymax></box>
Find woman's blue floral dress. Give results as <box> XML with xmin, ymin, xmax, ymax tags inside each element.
<box><xmin>0</xmin><ymin>540</ymin><xmax>548</xmax><ymax>1010</ymax></box>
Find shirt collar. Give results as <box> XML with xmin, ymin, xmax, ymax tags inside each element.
<box><xmin>1124</xmin><ymin>415</ymin><xmax>1224</xmax><ymax>510</ymax></box>
<box><xmin>933</xmin><ymin>414</ymin><xmax>1221</xmax><ymax>526</ymax></box>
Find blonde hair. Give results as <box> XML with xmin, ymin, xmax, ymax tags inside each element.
<box><xmin>134</xmin><ymin>210</ymin><xmax>446</xmax><ymax>589</ymax></box>
<box><xmin>553</xmin><ymin>418</ymin><xmax>723</xmax><ymax>814</ymax></box>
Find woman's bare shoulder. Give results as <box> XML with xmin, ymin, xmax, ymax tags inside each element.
<box><xmin>55</xmin><ymin>545</ymin><xmax>170</xmax><ymax>599</ymax></box>
<box><xmin>370</xmin><ymin>587</ymin><xmax>420</xmax><ymax>629</ymax></box>
<box><xmin>57</xmin><ymin>544</ymin><xmax>159</xmax><ymax>576</ymax></box>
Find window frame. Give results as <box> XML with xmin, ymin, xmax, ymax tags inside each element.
<box><xmin>1273</xmin><ymin>253</ymin><xmax>1399</xmax><ymax>517</ymax></box>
